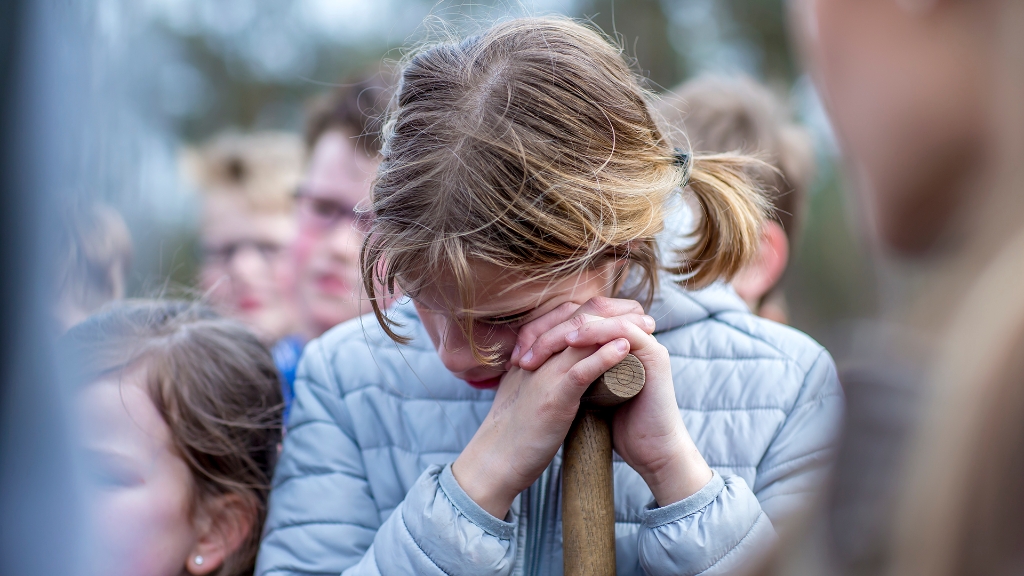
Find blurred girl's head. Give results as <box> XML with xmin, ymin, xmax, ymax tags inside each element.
<box><xmin>64</xmin><ymin>301</ymin><xmax>283</xmax><ymax>576</ymax></box>
<box><xmin>789</xmin><ymin>0</ymin><xmax>1005</xmax><ymax>254</ymax></box>
<box><xmin>363</xmin><ymin>17</ymin><xmax>768</xmax><ymax>381</ymax></box>
<box><xmin>186</xmin><ymin>132</ymin><xmax>303</xmax><ymax>344</ymax></box>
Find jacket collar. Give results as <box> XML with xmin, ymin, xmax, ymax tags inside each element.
<box><xmin>644</xmin><ymin>279</ymin><xmax>748</xmax><ymax>335</ymax></box>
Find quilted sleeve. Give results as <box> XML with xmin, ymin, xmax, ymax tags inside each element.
<box><xmin>637</xmin><ymin>349</ymin><xmax>843</xmax><ymax>575</ymax></box>
<box><xmin>255</xmin><ymin>339</ymin><xmax>519</xmax><ymax>576</ymax></box>
<box><xmin>751</xmin><ymin>349</ymin><xmax>844</xmax><ymax>528</ymax></box>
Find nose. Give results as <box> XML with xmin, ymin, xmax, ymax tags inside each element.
<box><xmin>434</xmin><ymin>321</ymin><xmax>482</xmax><ymax>375</ymax></box>
<box><xmin>227</xmin><ymin>245</ymin><xmax>267</xmax><ymax>286</ymax></box>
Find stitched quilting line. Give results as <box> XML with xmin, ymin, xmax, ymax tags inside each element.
<box><xmin>399</xmin><ymin>511</ymin><xmax>456</xmax><ymax>576</ymax></box>
<box><xmin>708</xmin><ymin>316</ymin><xmax>819</xmax><ymax>364</ymax></box>
<box><xmin>270</xmin><ymin>518</ymin><xmax>378</xmax><ymax>532</ymax></box>
<box><xmin>272</xmin><ymin>468</ymin><xmax>367</xmax><ymax>489</ymax></box>
<box><xmin>756</xmin><ymin>446</ymin><xmax>835</xmax><ymax>478</ymax></box>
<box><xmin>689</xmin><ymin>512</ymin><xmax>770</xmax><ymax>576</ymax></box>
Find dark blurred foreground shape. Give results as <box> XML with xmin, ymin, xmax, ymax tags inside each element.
<box><xmin>0</xmin><ymin>0</ymin><xmax>89</xmax><ymax>574</ymax></box>
<box><xmin>759</xmin><ymin>1</ymin><xmax>1024</xmax><ymax>575</ymax></box>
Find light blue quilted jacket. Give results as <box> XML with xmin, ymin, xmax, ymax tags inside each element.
<box><xmin>256</xmin><ymin>280</ymin><xmax>843</xmax><ymax>576</ymax></box>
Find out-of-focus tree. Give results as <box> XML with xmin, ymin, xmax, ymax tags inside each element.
<box><xmin>577</xmin><ymin>0</ymin><xmax>682</xmax><ymax>89</ymax></box>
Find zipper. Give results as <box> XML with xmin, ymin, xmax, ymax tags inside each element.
<box><xmin>516</xmin><ymin>448</ymin><xmax>565</xmax><ymax>573</ymax></box>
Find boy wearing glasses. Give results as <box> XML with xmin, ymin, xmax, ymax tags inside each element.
<box><xmin>292</xmin><ymin>75</ymin><xmax>387</xmax><ymax>343</ymax></box>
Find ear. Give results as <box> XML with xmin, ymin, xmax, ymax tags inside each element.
<box><xmin>730</xmin><ymin>221</ymin><xmax>790</xmax><ymax>312</ymax></box>
<box><xmin>185</xmin><ymin>494</ymin><xmax>256</xmax><ymax>575</ymax></box>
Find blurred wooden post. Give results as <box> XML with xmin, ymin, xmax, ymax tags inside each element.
<box><xmin>562</xmin><ymin>354</ymin><xmax>645</xmax><ymax>576</ymax></box>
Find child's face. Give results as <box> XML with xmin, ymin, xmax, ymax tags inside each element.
<box><xmin>78</xmin><ymin>372</ymin><xmax>199</xmax><ymax>576</ymax></box>
<box><xmin>292</xmin><ymin>130</ymin><xmax>379</xmax><ymax>338</ymax></box>
<box><xmin>199</xmin><ymin>194</ymin><xmax>297</xmax><ymax>343</ymax></box>
<box><xmin>412</xmin><ymin>261</ymin><xmax>620</xmax><ymax>389</ymax></box>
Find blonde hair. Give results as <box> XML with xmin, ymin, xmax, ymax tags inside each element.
<box><xmin>363</xmin><ymin>17</ymin><xmax>769</xmax><ymax>350</ymax></box>
<box><xmin>183</xmin><ymin>131</ymin><xmax>304</xmax><ymax>213</ymax></box>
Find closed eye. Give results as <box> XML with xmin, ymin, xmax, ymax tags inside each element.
<box><xmin>479</xmin><ymin>310</ymin><xmax>533</xmax><ymax>326</ymax></box>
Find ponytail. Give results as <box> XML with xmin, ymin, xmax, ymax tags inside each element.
<box><xmin>663</xmin><ymin>153</ymin><xmax>773</xmax><ymax>288</ymax></box>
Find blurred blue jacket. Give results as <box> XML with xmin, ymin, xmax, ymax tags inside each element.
<box><xmin>256</xmin><ymin>280</ymin><xmax>843</xmax><ymax>576</ymax></box>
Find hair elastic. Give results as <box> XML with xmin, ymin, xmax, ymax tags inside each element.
<box><xmin>673</xmin><ymin>147</ymin><xmax>692</xmax><ymax>187</ymax></box>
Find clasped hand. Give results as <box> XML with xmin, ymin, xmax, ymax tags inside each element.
<box><xmin>451</xmin><ymin>297</ymin><xmax>713</xmax><ymax>519</ymax></box>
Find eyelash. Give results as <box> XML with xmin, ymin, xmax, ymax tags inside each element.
<box><xmin>480</xmin><ymin>314</ymin><xmax>529</xmax><ymax>327</ymax></box>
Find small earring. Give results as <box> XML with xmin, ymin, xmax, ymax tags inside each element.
<box><xmin>194</xmin><ymin>555</ymin><xmax>205</xmax><ymax>566</ymax></box>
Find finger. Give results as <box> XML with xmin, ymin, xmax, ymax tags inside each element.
<box><xmin>557</xmin><ymin>339</ymin><xmax>632</xmax><ymax>404</ymax></box>
<box><xmin>511</xmin><ymin>302</ymin><xmax>580</xmax><ymax>365</ymax></box>
<box><xmin>520</xmin><ymin>312</ymin><xmax>655</xmax><ymax>371</ymax></box>
<box><xmin>564</xmin><ymin>317</ymin><xmax>661</xmax><ymax>360</ymax></box>
<box><xmin>575</xmin><ymin>296</ymin><xmax>646</xmax><ymax>320</ymax></box>
<box><xmin>511</xmin><ymin>297</ymin><xmax>646</xmax><ymax>365</ymax></box>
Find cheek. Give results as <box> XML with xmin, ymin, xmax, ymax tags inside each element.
<box><xmin>198</xmin><ymin>266</ymin><xmax>223</xmax><ymax>290</ymax></box>
<box><xmin>198</xmin><ymin>269</ymin><xmax>233</xmax><ymax>305</ymax></box>
<box><xmin>415</xmin><ymin>309</ymin><xmax>446</xmax><ymax>351</ymax></box>
<box><xmin>478</xmin><ymin>325</ymin><xmax>519</xmax><ymax>360</ymax></box>
<box><xmin>92</xmin><ymin>484</ymin><xmax>194</xmax><ymax>576</ymax></box>
<box><xmin>274</xmin><ymin>262</ymin><xmax>297</xmax><ymax>297</ymax></box>
<box><xmin>292</xmin><ymin>231</ymin><xmax>320</xmax><ymax>273</ymax></box>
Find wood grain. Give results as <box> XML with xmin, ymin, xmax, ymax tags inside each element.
<box><xmin>562</xmin><ymin>408</ymin><xmax>616</xmax><ymax>576</ymax></box>
<box><xmin>583</xmin><ymin>353</ymin><xmax>645</xmax><ymax>407</ymax></box>
<box><xmin>562</xmin><ymin>354</ymin><xmax>646</xmax><ymax>576</ymax></box>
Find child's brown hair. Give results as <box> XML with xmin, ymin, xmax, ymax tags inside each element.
<box><xmin>62</xmin><ymin>300</ymin><xmax>284</xmax><ymax>576</ymax></box>
<box><xmin>363</xmin><ymin>17</ymin><xmax>770</xmax><ymax>351</ymax></box>
<box><xmin>303</xmin><ymin>72</ymin><xmax>391</xmax><ymax>157</ymax></box>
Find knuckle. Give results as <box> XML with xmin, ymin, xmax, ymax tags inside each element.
<box><xmin>565</xmin><ymin>365</ymin><xmax>590</xmax><ymax>388</ymax></box>
<box><xmin>569</xmin><ymin>313</ymin><xmax>588</xmax><ymax>329</ymax></box>
<box><xmin>533</xmin><ymin>333</ymin><xmax>555</xmax><ymax>351</ymax></box>
<box><xmin>588</xmin><ymin>296</ymin><xmax>614</xmax><ymax>317</ymax></box>
<box><xmin>554</xmin><ymin>302</ymin><xmax>578</xmax><ymax>319</ymax></box>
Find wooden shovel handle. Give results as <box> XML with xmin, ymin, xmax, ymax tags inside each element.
<box><xmin>562</xmin><ymin>354</ymin><xmax>645</xmax><ymax>576</ymax></box>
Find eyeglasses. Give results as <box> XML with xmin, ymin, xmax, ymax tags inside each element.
<box><xmin>202</xmin><ymin>240</ymin><xmax>286</xmax><ymax>266</ymax></box>
<box><xmin>294</xmin><ymin>187</ymin><xmax>373</xmax><ymax>233</ymax></box>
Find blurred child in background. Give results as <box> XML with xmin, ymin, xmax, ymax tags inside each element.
<box><xmin>186</xmin><ymin>132</ymin><xmax>305</xmax><ymax>414</ymax></box>
<box><xmin>53</xmin><ymin>203</ymin><xmax>133</xmax><ymax>332</ymax></box>
<box><xmin>188</xmin><ymin>132</ymin><xmax>303</xmax><ymax>345</ymax></box>
<box><xmin>293</xmin><ymin>74</ymin><xmax>388</xmax><ymax>341</ymax></box>
<box><xmin>65</xmin><ymin>301</ymin><xmax>282</xmax><ymax>576</ymax></box>
<box><xmin>659</xmin><ymin>75</ymin><xmax>815</xmax><ymax>324</ymax></box>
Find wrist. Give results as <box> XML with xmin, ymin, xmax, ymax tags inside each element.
<box><xmin>452</xmin><ymin>448</ymin><xmax>519</xmax><ymax>519</ymax></box>
<box><xmin>641</xmin><ymin>442</ymin><xmax>713</xmax><ymax>507</ymax></box>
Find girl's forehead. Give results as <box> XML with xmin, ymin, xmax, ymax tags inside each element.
<box><xmin>78</xmin><ymin>375</ymin><xmax>172</xmax><ymax>458</ymax></box>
